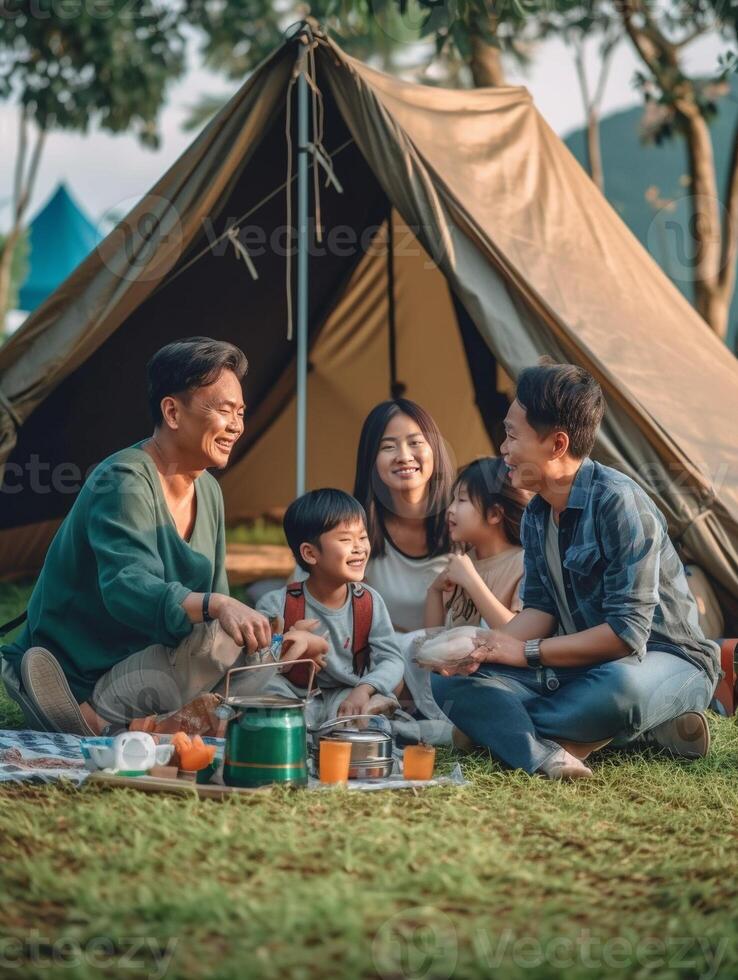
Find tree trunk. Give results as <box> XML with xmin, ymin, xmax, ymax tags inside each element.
<box><xmin>1</xmin><ymin>112</ymin><xmax>45</xmax><ymax>333</ymax></box>
<box><xmin>679</xmin><ymin>106</ymin><xmax>725</xmax><ymax>336</ymax></box>
<box><xmin>586</xmin><ymin>107</ymin><xmax>604</xmax><ymax>193</ymax></box>
<box><xmin>469</xmin><ymin>31</ymin><xmax>506</xmax><ymax>88</ymax></box>
<box><xmin>0</xmin><ymin>228</ymin><xmax>21</xmax><ymax>333</ymax></box>
<box><xmin>618</xmin><ymin>4</ymin><xmax>728</xmax><ymax>337</ymax></box>
<box><xmin>717</xmin><ymin>116</ymin><xmax>738</xmax><ymax>342</ymax></box>
<box><xmin>698</xmin><ymin>287</ymin><xmax>730</xmax><ymax>341</ymax></box>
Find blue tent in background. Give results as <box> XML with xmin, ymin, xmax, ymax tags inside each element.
<box><xmin>18</xmin><ymin>182</ymin><xmax>101</xmax><ymax>313</ymax></box>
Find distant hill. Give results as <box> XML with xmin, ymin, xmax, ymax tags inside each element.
<box><xmin>564</xmin><ymin>87</ymin><xmax>738</xmax><ymax>354</ymax></box>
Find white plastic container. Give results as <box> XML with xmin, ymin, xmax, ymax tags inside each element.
<box><xmin>81</xmin><ymin>732</ymin><xmax>174</xmax><ymax>774</ymax></box>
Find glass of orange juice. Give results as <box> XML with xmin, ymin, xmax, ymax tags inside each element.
<box><xmin>319</xmin><ymin>739</ymin><xmax>352</xmax><ymax>784</ymax></box>
<box><xmin>403</xmin><ymin>743</ymin><xmax>436</xmax><ymax>781</ymax></box>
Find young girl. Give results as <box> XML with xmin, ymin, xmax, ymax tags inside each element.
<box><xmin>425</xmin><ymin>457</ymin><xmax>533</xmax><ymax>630</ymax></box>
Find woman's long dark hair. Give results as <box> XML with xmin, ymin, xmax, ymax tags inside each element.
<box><xmin>353</xmin><ymin>399</ymin><xmax>454</xmax><ymax>559</ymax></box>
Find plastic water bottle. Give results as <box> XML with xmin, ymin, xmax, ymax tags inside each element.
<box><xmin>266</xmin><ymin>633</ymin><xmax>283</xmax><ymax>662</ymax></box>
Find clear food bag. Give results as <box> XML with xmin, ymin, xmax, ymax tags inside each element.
<box><xmin>412</xmin><ymin>625</ymin><xmax>490</xmax><ymax>671</ymax></box>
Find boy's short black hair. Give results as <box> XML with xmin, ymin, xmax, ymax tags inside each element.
<box><xmin>284</xmin><ymin>489</ymin><xmax>367</xmax><ymax>572</ymax></box>
<box><xmin>516</xmin><ymin>358</ymin><xmax>605</xmax><ymax>459</ymax></box>
<box><xmin>146</xmin><ymin>336</ymin><xmax>248</xmax><ymax>426</ymax></box>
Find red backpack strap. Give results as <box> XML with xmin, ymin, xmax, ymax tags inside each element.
<box><xmin>283</xmin><ymin>582</ymin><xmax>306</xmax><ymax>632</ymax></box>
<box><xmin>282</xmin><ymin>583</ymin><xmax>311</xmax><ymax>688</ymax></box>
<box><xmin>350</xmin><ymin>583</ymin><xmax>374</xmax><ymax>678</ymax></box>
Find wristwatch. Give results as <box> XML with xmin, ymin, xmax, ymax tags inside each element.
<box><xmin>524</xmin><ymin>639</ymin><xmax>543</xmax><ymax>669</ymax></box>
<box><xmin>202</xmin><ymin>592</ymin><xmax>213</xmax><ymax>624</ymax></box>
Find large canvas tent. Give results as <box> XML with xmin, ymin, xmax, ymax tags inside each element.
<box><xmin>0</xmin><ymin>23</ymin><xmax>737</xmax><ymax>628</ymax></box>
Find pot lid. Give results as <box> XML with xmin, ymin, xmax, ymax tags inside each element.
<box><xmin>321</xmin><ymin>729</ymin><xmax>392</xmax><ymax>744</ymax></box>
<box><xmin>225</xmin><ymin>696</ymin><xmax>306</xmax><ymax>709</ymax></box>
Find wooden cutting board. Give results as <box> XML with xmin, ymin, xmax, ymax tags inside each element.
<box><xmin>85</xmin><ymin>770</ymin><xmax>270</xmax><ymax>799</ymax></box>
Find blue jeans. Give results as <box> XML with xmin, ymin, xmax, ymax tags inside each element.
<box><xmin>431</xmin><ymin>648</ymin><xmax>715</xmax><ymax>774</ymax></box>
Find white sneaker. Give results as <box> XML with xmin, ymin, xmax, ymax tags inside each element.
<box><xmin>20</xmin><ymin>647</ymin><xmax>95</xmax><ymax>736</ymax></box>
<box><xmin>637</xmin><ymin>711</ymin><xmax>710</xmax><ymax>759</ymax></box>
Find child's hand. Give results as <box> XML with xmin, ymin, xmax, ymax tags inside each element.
<box><xmin>444</xmin><ymin>553</ymin><xmax>480</xmax><ymax>591</ymax></box>
<box><xmin>429</xmin><ymin>564</ymin><xmax>454</xmax><ymax>594</ymax></box>
<box><xmin>337</xmin><ymin>684</ymin><xmax>374</xmax><ymax>718</ymax></box>
<box><xmin>280</xmin><ymin>629</ymin><xmax>329</xmax><ymax>671</ymax></box>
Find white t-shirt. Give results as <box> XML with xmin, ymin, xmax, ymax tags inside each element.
<box><xmin>364</xmin><ymin>539</ymin><xmax>448</xmax><ymax>632</ymax></box>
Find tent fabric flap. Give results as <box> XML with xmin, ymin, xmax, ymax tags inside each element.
<box><xmin>0</xmin><ymin>23</ymin><xmax>735</xmax><ymax>627</ymax></box>
<box><xmin>316</xmin><ymin>35</ymin><xmax>738</xmax><ymax>620</ymax></box>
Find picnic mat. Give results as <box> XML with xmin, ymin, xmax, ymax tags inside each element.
<box><xmin>0</xmin><ymin>730</ymin><xmax>466</xmax><ymax>792</ymax></box>
<box><xmin>0</xmin><ymin>729</ymin><xmax>89</xmax><ymax>786</ymax></box>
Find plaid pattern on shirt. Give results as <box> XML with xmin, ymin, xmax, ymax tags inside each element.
<box><xmin>520</xmin><ymin>457</ymin><xmax>721</xmax><ymax>686</ymax></box>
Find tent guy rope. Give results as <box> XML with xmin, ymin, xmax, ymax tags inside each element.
<box><xmin>147</xmin><ymin>136</ymin><xmax>353</xmax><ymax>303</ymax></box>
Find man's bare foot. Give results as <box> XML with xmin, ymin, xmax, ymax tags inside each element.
<box><xmin>552</xmin><ymin>737</ymin><xmax>613</xmax><ymax>761</ymax></box>
<box><xmin>79</xmin><ymin>702</ymin><xmax>109</xmax><ymax>736</ymax></box>
<box><xmin>451</xmin><ymin>726</ymin><xmax>477</xmax><ymax>754</ymax></box>
<box><xmin>540</xmin><ymin>748</ymin><xmax>593</xmax><ymax>780</ymax></box>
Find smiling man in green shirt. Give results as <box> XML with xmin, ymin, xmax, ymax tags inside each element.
<box><xmin>1</xmin><ymin>337</ymin><xmax>326</xmax><ymax>734</ymax></box>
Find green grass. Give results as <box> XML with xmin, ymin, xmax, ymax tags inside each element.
<box><xmin>226</xmin><ymin>518</ymin><xmax>286</xmax><ymax>546</ymax></box>
<box><xmin>0</xmin><ymin>579</ymin><xmax>34</xmax><ymax>729</ymax></box>
<box><xmin>1</xmin><ymin>581</ymin><xmax>737</xmax><ymax>979</ymax></box>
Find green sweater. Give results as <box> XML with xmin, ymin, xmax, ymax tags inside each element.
<box><xmin>2</xmin><ymin>441</ymin><xmax>229</xmax><ymax>702</ymax></box>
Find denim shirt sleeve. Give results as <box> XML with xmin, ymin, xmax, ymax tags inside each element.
<box><xmin>520</xmin><ymin>509</ymin><xmax>558</xmax><ymax>617</ymax></box>
<box><xmin>598</xmin><ymin>486</ymin><xmax>663</xmax><ymax>657</ymax></box>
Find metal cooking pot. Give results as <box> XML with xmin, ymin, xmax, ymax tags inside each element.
<box><xmin>311</xmin><ymin>715</ymin><xmax>394</xmax><ymax>779</ymax></box>
<box><xmin>221</xmin><ymin>660</ymin><xmax>317</xmax><ymax>788</ymax></box>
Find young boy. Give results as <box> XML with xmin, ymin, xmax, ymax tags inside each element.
<box><xmin>257</xmin><ymin>489</ymin><xmax>403</xmax><ymax>721</ymax></box>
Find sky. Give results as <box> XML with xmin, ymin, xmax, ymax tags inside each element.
<box><xmin>0</xmin><ymin>27</ymin><xmax>728</xmax><ymax>233</ymax></box>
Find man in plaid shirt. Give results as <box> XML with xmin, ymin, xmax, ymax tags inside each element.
<box><xmin>432</xmin><ymin>360</ymin><xmax>720</xmax><ymax>779</ymax></box>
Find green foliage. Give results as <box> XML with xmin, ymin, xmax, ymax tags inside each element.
<box><xmin>183</xmin><ymin>0</ymin><xmax>287</xmax><ymax>82</ymax></box>
<box><xmin>0</xmin><ymin>579</ymin><xmax>34</xmax><ymax>728</ymax></box>
<box><xmin>183</xmin><ymin>0</ymin><xmax>429</xmax><ymax>78</ymax></box>
<box><xmin>0</xmin><ymin>579</ymin><xmax>34</xmax><ymax>642</ymax></box>
<box><xmin>416</xmin><ymin>0</ymin><xmax>528</xmax><ymax>58</ymax></box>
<box><xmin>181</xmin><ymin>0</ymin><xmax>441</xmax><ymax>128</ymax></box>
<box><xmin>0</xmin><ymin>1</ymin><xmax>189</xmax><ymax>147</ymax></box>
<box><xmin>225</xmin><ymin>518</ymin><xmax>287</xmax><ymax>546</ymax></box>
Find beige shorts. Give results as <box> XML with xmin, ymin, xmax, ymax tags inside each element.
<box><xmin>89</xmin><ymin>623</ymin><xmax>390</xmax><ymax>729</ymax></box>
<box><xmin>89</xmin><ymin>622</ymin><xmax>269</xmax><ymax>724</ymax></box>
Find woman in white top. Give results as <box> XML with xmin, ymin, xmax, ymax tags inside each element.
<box><xmin>353</xmin><ymin>398</ymin><xmax>455</xmax><ymax>630</ymax></box>
<box><xmin>353</xmin><ymin>399</ymin><xmax>455</xmax><ymax>741</ymax></box>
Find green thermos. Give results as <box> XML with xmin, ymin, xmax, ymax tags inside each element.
<box><xmin>221</xmin><ymin>660</ymin><xmax>316</xmax><ymax>789</ymax></box>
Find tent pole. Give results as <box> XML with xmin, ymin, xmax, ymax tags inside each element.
<box><xmin>296</xmin><ymin>67</ymin><xmax>309</xmax><ymax>497</ymax></box>
<box><xmin>387</xmin><ymin>206</ymin><xmax>398</xmax><ymax>399</ymax></box>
